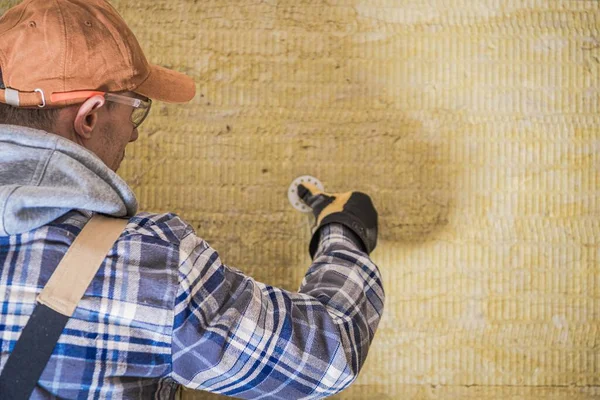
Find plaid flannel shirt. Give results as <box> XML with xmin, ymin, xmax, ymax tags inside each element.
<box><xmin>0</xmin><ymin>209</ymin><xmax>384</xmax><ymax>399</ymax></box>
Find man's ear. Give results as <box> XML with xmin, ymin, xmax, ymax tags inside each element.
<box><xmin>73</xmin><ymin>95</ymin><xmax>106</xmax><ymax>139</ymax></box>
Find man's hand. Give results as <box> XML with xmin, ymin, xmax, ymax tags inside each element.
<box><xmin>297</xmin><ymin>182</ymin><xmax>378</xmax><ymax>258</ymax></box>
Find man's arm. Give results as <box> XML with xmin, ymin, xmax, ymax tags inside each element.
<box><xmin>170</xmin><ymin>223</ymin><xmax>385</xmax><ymax>399</ymax></box>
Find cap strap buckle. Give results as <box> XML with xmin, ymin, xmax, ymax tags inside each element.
<box><xmin>5</xmin><ymin>88</ymin><xmax>19</xmax><ymax>107</ymax></box>
<box><xmin>35</xmin><ymin>88</ymin><xmax>46</xmax><ymax>108</ymax></box>
<box><xmin>2</xmin><ymin>88</ymin><xmax>46</xmax><ymax>108</ymax></box>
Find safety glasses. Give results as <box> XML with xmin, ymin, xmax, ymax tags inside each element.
<box><xmin>50</xmin><ymin>91</ymin><xmax>152</xmax><ymax>129</ymax></box>
<box><xmin>104</xmin><ymin>93</ymin><xmax>152</xmax><ymax>129</ymax></box>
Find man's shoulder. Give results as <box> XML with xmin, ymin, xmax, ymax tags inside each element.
<box><xmin>51</xmin><ymin>209</ymin><xmax>197</xmax><ymax>248</ymax></box>
<box><xmin>49</xmin><ymin>210</ymin><xmax>208</xmax><ymax>271</ymax></box>
<box><xmin>127</xmin><ymin>211</ymin><xmax>196</xmax><ymax>246</ymax></box>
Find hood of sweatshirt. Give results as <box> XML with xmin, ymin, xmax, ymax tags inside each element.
<box><xmin>0</xmin><ymin>124</ymin><xmax>138</xmax><ymax>236</ymax></box>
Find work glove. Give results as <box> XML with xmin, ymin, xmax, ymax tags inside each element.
<box><xmin>297</xmin><ymin>183</ymin><xmax>378</xmax><ymax>259</ymax></box>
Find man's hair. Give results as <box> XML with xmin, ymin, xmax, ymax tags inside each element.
<box><xmin>0</xmin><ymin>100</ymin><xmax>116</xmax><ymax>133</ymax></box>
<box><xmin>0</xmin><ymin>102</ymin><xmax>62</xmax><ymax>132</ymax></box>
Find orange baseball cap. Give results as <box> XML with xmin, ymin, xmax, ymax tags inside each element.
<box><xmin>0</xmin><ymin>0</ymin><xmax>196</xmax><ymax>108</ymax></box>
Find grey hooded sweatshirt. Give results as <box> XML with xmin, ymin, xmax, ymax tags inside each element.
<box><xmin>0</xmin><ymin>124</ymin><xmax>137</xmax><ymax>236</ymax></box>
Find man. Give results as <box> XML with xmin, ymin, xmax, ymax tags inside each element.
<box><xmin>0</xmin><ymin>0</ymin><xmax>384</xmax><ymax>399</ymax></box>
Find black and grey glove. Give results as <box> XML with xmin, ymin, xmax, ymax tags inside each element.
<box><xmin>297</xmin><ymin>183</ymin><xmax>378</xmax><ymax>259</ymax></box>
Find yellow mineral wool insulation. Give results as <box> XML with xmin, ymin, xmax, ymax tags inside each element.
<box><xmin>0</xmin><ymin>0</ymin><xmax>598</xmax><ymax>399</ymax></box>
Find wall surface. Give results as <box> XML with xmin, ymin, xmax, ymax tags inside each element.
<box><xmin>1</xmin><ymin>0</ymin><xmax>599</xmax><ymax>399</ymax></box>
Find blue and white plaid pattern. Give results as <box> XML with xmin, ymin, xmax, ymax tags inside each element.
<box><xmin>0</xmin><ymin>209</ymin><xmax>384</xmax><ymax>399</ymax></box>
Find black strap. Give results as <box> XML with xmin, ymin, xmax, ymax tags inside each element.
<box><xmin>0</xmin><ymin>304</ymin><xmax>69</xmax><ymax>399</ymax></box>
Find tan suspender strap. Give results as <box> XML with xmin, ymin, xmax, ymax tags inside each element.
<box><xmin>37</xmin><ymin>214</ymin><xmax>129</xmax><ymax>317</ymax></box>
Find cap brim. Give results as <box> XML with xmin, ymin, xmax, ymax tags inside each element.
<box><xmin>134</xmin><ymin>64</ymin><xmax>196</xmax><ymax>103</ymax></box>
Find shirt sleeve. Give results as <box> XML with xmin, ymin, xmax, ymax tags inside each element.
<box><xmin>170</xmin><ymin>223</ymin><xmax>385</xmax><ymax>399</ymax></box>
